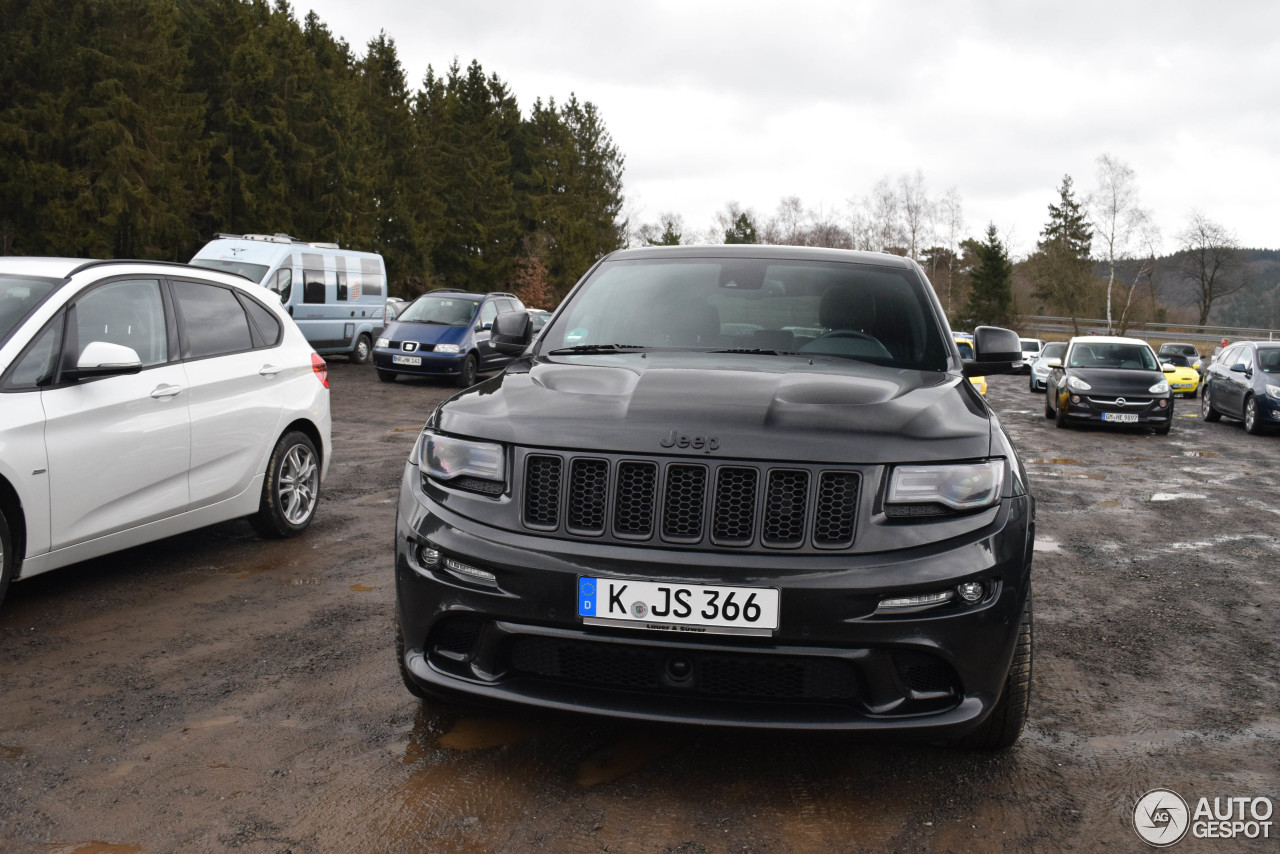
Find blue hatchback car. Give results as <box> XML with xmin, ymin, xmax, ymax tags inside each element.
<box><xmin>373</xmin><ymin>290</ymin><xmax>526</xmax><ymax>386</ymax></box>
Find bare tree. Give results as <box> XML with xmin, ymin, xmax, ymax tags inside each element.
<box><xmin>899</xmin><ymin>170</ymin><xmax>934</xmax><ymax>261</ymax></box>
<box><xmin>1115</xmin><ymin>216</ymin><xmax>1161</xmax><ymax>332</ymax></box>
<box><xmin>807</xmin><ymin>205</ymin><xmax>852</xmax><ymax>249</ymax></box>
<box><xmin>935</xmin><ymin>187</ymin><xmax>966</xmax><ymax>314</ymax></box>
<box><xmin>707</xmin><ymin>201</ymin><xmax>759</xmax><ymax>244</ymax></box>
<box><xmin>1090</xmin><ymin>154</ymin><xmax>1150</xmax><ymax>332</ymax></box>
<box><xmin>865</xmin><ymin>177</ymin><xmax>904</xmax><ymax>252</ymax></box>
<box><xmin>1178</xmin><ymin>211</ymin><xmax>1245</xmax><ymax>325</ymax></box>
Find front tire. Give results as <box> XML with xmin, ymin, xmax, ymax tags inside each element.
<box><xmin>1202</xmin><ymin>385</ymin><xmax>1221</xmax><ymax>422</ymax></box>
<box><xmin>350</xmin><ymin>333</ymin><xmax>372</xmax><ymax>365</ymax></box>
<box><xmin>250</xmin><ymin>431</ymin><xmax>321</xmax><ymax>537</ymax></box>
<box><xmin>956</xmin><ymin>596</ymin><xmax>1032</xmax><ymax>750</ymax></box>
<box><xmin>0</xmin><ymin>506</ymin><xmax>14</xmax><ymax>608</ymax></box>
<box><xmin>455</xmin><ymin>353</ymin><xmax>478</xmax><ymax>388</ymax></box>
<box><xmin>1054</xmin><ymin>398</ymin><xmax>1069</xmax><ymax>428</ymax></box>
<box><xmin>1245</xmin><ymin>395</ymin><xmax>1264</xmax><ymax>434</ymax></box>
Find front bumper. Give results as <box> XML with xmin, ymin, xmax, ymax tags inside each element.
<box><xmin>1057</xmin><ymin>391</ymin><xmax>1173</xmax><ymax>426</ymax></box>
<box><xmin>373</xmin><ymin>348</ymin><xmax>465</xmax><ymax>376</ymax></box>
<box><xmin>394</xmin><ymin>464</ymin><xmax>1034</xmax><ymax>737</ymax></box>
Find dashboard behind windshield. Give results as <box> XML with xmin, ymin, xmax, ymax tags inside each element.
<box><xmin>539</xmin><ymin>258</ymin><xmax>950</xmax><ymax>371</ymax></box>
<box><xmin>1068</xmin><ymin>342</ymin><xmax>1160</xmax><ymax>371</ymax></box>
<box><xmin>398</xmin><ymin>295</ymin><xmax>479</xmax><ymax>326</ymax></box>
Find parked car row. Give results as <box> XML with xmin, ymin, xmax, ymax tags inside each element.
<box><xmin>1023</xmin><ymin>331</ymin><xmax>1280</xmax><ymax>437</ymax></box>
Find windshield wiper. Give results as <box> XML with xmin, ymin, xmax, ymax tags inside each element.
<box><xmin>547</xmin><ymin>344</ymin><xmax>648</xmax><ymax>355</ymax></box>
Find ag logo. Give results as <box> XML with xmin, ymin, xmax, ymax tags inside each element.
<box><xmin>1134</xmin><ymin>788</ymin><xmax>1189</xmax><ymax>847</ymax></box>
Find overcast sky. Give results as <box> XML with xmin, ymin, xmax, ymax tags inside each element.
<box><xmin>300</xmin><ymin>0</ymin><xmax>1279</xmax><ymax>256</ymax></box>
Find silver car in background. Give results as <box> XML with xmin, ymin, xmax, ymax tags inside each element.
<box><xmin>1029</xmin><ymin>341</ymin><xmax>1067</xmax><ymax>392</ymax></box>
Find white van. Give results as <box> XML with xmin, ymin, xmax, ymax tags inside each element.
<box><xmin>190</xmin><ymin>233</ymin><xmax>388</xmax><ymax>363</ymax></box>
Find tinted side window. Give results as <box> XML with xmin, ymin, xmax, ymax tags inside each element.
<box><xmin>75</xmin><ymin>278</ymin><xmax>168</xmax><ymax>367</ymax></box>
<box><xmin>173</xmin><ymin>281</ymin><xmax>254</xmax><ymax>358</ymax></box>
<box><xmin>241</xmin><ymin>294</ymin><xmax>283</xmax><ymax>346</ymax></box>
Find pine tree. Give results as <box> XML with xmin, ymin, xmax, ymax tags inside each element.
<box><xmin>959</xmin><ymin>224</ymin><xmax>1013</xmax><ymax>328</ymax></box>
<box><xmin>1026</xmin><ymin>175</ymin><xmax>1096</xmax><ymax>331</ymax></box>
<box><xmin>724</xmin><ymin>213</ymin><xmax>758</xmax><ymax>244</ymax></box>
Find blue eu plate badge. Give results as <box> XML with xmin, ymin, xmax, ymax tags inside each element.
<box><xmin>578</xmin><ymin>577</ymin><xmax>597</xmax><ymax>616</ymax></box>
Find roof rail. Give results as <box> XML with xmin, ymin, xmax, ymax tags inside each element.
<box><xmin>488</xmin><ymin>292</ymin><xmax>518</xmax><ymax>298</ymax></box>
<box><xmin>67</xmin><ymin>258</ymin><xmax>254</xmax><ymax>282</ymax></box>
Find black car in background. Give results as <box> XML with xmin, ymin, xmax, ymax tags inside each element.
<box><xmin>393</xmin><ymin>245</ymin><xmax>1035</xmax><ymax>749</ymax></box>
<box><xmin>1157</xmin><ymin>341</ymin><xmax>1206</xmax><ymax>379</ymax></box>
<box><xmin>1201</xmin><ymin>341</ymin><xmax>1280</xmax><ymax>434</ymax></box>
<box><xmin>1045</xmin><ymin>335</ymin><xmax>1175</xmax><ymax>434</ymax></box>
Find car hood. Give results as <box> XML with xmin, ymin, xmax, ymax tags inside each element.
<box><xmin>387</xmin><ymin>320</ymin><xmax>468</xmax><ymax>345</ymax></box>
<box><xmin>436</xmin><ymin>352</ymin><xmax>994</xmax><ymax>464</ymax></box>
<box><xmin>1068</xmin><ymin>367</ymin><xmax>1167</xmax><ymax>394</ymax></box>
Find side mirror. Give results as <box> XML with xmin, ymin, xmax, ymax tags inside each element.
<box><xmin>491</xmin><ymin>310</ymin><xmax>532</xmax><ymax>355</ymax></box>
<box><xmin>1230</xmin><ymin>363</ymin><xmax>1247</xmax><ymax>373</ymax></box>
<box><xmin>962</xmin><ymin>326</ymin><xmax>1022</xmax><ymax>376</ymax></box>
<box><xmin>73</xmin><ymin>341</ymin><xmax>143</xmax><ymax>379</ymax></box>
<box><xmin>1046</xmin><ymin>358</ymin><xmax>1062</xmax><ymax>369</ymax></box>
<box><xmin>1162</xmin><ymin>364</ymin><xmax>1176</xmax><ymax>373</ymax></box>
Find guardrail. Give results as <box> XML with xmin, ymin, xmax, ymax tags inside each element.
<box><xmin>1014</xmin><ymin>316</ymin><xmax>1280</xmax><ymax>348</ymax></box>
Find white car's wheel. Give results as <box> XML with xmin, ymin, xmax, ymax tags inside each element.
<box><xmin>251</xmin><ymin>431</ymin><xmax>321</xmax><ymax>537</ymax></box>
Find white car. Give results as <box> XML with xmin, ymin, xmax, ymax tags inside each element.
<box><xmin>0</xmin><ymin>258</ymin><xmax>332</xmax><ymax>607</ymax></box>
<box><xmin>1018</xmin><ymin>337</ymin><xmax>1046</xmax><ymax>374</ymax></box>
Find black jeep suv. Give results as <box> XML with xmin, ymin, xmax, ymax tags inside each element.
<box><xmin>394</xmin><ymin>245</ymin><xmax>1034</xmax><ymax>748</ymax></box>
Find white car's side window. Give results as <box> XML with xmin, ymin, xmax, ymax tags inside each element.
<box><xmin>75</xmin><ymin>279</ymin><xmax>167</xmax><ymax>367</ymax></box>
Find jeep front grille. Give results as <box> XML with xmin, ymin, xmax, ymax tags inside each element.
<box><xmin>519</xmin><ymin>451</ymin><xmax>861</xmax><ymax>552</ymax></box>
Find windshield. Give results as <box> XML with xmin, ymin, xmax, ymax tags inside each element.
<box><xmin>955</xmin><ymin>340</ymin><xmax>975</xmax><ymax>359</ymax></box>
<box><xmin>1068</xmin><ymin>342</ymin><xmax>1160</xmax><ymax>371</ymax></box>
<box><xmin>1</xmin><ymin>274</ymin><xmax>62</xmax><ymax>346</ymax></box>
<box><xmin>1258</xmin><ymin>348</ymin><xmax>1280</xmax><ymax>373</ymax></box>
<box><xmin>399</xmin><ymin>295</ymin><xmax>479</xmax><ymax>326</ymax></box>
<box><xmin>539</xmin><ymin>257</ymin><xmax>949</xmax><ymax>371</ymax></box>
<box><xmin>190</xmin><ymin>258</ymin><xmax>270</xmax><ymax>283</ymax></box>
<box><xmin>1162</xmin><ymin>354</ymin><xmax>1193</xmax><ymax>368</ymax></box>
<box><xmin>1041</xmin><ymin>342</ymin><xmax>1066</xmax><ymax>361</ymax></box>
<box><xmin>1020</xmin><ymin>340</ymin><xmax>1041</xmax><ymax>354</ymax></box>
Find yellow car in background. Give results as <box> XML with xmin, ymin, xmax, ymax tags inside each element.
<box><xmin>955</xmin><ymin>335</ymin><xmax>987</xmax><ymax>394</ymax></box>
<box><xmin>1160</xmin><ymin>354</ymin><xmax>1201</xmax><ymax>397</ymax></box>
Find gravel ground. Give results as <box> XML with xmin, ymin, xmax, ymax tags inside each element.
<box><xmin>1</xmin><ymin>364</ymin><xmax>1277</xmax><ymax>853</ymax></box>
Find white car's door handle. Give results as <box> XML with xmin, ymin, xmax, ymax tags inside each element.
<box><xmin>150</xmin><ymin>384</ymin><xmax>184</xmax><ymax>399</ymax></box>
<box><xmin>259</xmin><ymin>365</ymin><xmax>283</xmax><ymax>377</ymax></box>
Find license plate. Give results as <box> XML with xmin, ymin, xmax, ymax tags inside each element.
<box><xmin>1102</xmin><ymin>412</ymin><xmax>1139</xmax><ymax>423</ymax></box>
<box><xmin>577</xmin><ymin>577</ymin><xmax>779</xmax><ymax>636</ymax></box>
<box><xmin>392</xmin><ymin>355</ymin><xmax>422</xmax><ymax>366</ymax></box>
<box><xmin>1172</xmin><ymin>383</ymin><xmax>1193</xmax><ymax>389</ymax></box>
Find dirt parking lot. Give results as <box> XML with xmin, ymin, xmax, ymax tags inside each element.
<box><xmin>2</xmin><ymin>363</ymin><xmax>1277</xmax><ymax>853</ymax></box>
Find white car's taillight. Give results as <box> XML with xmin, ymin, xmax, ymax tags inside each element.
<box><xmin>311</xmin><ymin>353</ymin><xmax>328</xmax><ymax>388</ymax></box>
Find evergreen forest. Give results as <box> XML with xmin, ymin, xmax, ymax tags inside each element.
<box><xmin>0</xmin><ymin>0</ymin><xmax>627</xmax><ymax>304</ymax></box>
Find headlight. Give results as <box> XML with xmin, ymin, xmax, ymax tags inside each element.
<box><xmin>375</xmin><ymin>337</ymin><xmax>390</xmax><ymax>348</ymax></box>
<box><xmin>420</xmin><ymin>433</ymin><xmax>505</xmax><ymax>482</ymax></box>
<box><xmin>1193</xmin><ymin>360</ymin><xmax>1202</xmax><ymax>371</ymax></box>
<box><xmin>1067</xmin><ymin>376</ymin><xmax>1091</xmax><ymax>391</ymax></box>
<box><xmin>887</xmin><ymin>459</ymin><xmax>1005</xmax><ymax>511</ymax></box>
<box><xmin>434</xmin><ymin>343</ymin><xmax>462</xmax><ymax>354</ymax></box>
<box><xmin>1148</xmin><ymin>380</ymin><xmax>1170</xmax><ymax>394</ymax></box>
<box><xmin>1266</xmin><ymin>384</ymin><xmax>1280</xmax><ymax>401</ymax></box>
